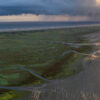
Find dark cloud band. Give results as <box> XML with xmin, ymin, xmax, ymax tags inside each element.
<box><xmin>0</xmin><ymin>0</ymin><xmax>100</xmax><ymax>20</ymax></box>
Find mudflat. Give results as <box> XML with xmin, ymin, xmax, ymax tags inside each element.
<box><xmin>28</xmin><ymin>31</ymin><xmax>100</xmax><ymax>100</ymax></box>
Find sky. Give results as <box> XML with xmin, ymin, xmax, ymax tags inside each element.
<box><xmin>0</xmin><ymin>0</ymin><xmax>100</xmax><ymax>22</ymax></box>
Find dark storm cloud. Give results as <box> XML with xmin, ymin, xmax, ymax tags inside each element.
<box><xmin>0</xmin><ymin>0</ymin><xmax>100</xmax><ymax>20</ymax></box>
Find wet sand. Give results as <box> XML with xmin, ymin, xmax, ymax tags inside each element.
<box><xmin>26</xmin><ymin>31</ymin><xmax>100</xmax><ymax>100</ymax></box>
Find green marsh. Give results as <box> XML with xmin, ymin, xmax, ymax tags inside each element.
<box><xmin>0</xmin><ymin>26</ymin><xmax>100</xmax><ymax>100</ymax></box>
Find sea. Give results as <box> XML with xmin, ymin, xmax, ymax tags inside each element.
<box><xmin>0</xmin><ymin>21</ymin><xmax>100</xmax><ymax>31</ymax></box>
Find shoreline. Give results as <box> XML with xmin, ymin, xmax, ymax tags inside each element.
<box><xmin>0</xmin><ymin>24</ymin><xmax>100</xmax><ymax>33</ymax></box>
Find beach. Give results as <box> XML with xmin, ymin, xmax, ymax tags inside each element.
<box><xmin>1</xmin><ymin>0</ymin><xmax>100</xmax><ymax>99</ymax></box>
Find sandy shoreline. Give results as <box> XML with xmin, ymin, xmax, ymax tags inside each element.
<box><xmin>0</xmin><ymin>24</ymin><xmax>100</xmax><ymax>33</ymax></box>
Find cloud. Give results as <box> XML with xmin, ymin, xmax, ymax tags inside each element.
<box><xmin>0</xmin><ymin>0</ymin><xmax>100</xmax><ymax>20</ymax></box>
<box><xmin>0</xmin><ymin>0</ymin><xmax>96</xmax><ymax>7</ymax></box>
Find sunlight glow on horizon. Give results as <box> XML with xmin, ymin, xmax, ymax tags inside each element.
<box><xmin>96</xmin><ymin>0</ymin><xmax>100</xmax><ymax>5</ymax></box>
<box><xmin>0</xmin><ymin>14</ymin><xmax>89</xmax><ymax>22</ymax></box>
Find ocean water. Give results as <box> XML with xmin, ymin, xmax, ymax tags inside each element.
<box><xmin>0</xmin><ymin>21</ymin><xmax>100</xmax><ymax>31</ymax></box>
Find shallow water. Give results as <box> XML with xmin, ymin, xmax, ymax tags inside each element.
<box><xmin>0</xmin><ymin>21</ymin><xmax>100</xmax><ymax>31</ymax></box>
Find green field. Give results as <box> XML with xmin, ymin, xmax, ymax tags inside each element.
<box><xmin>0</xmin><ymin>27</ymin><xmax>100</xmax><ymax>100</ymax></box>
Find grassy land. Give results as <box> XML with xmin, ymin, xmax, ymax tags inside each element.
<box><xmin>0</xmin><ymin>26</ymin><xmax>100</xmax><ymax>100</ymax></box>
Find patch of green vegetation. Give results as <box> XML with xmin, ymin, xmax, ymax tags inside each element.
<box><xmin>0</xmin><ymin>90</ymin><xmax>30</xmax><ymax>100</ymax></box>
